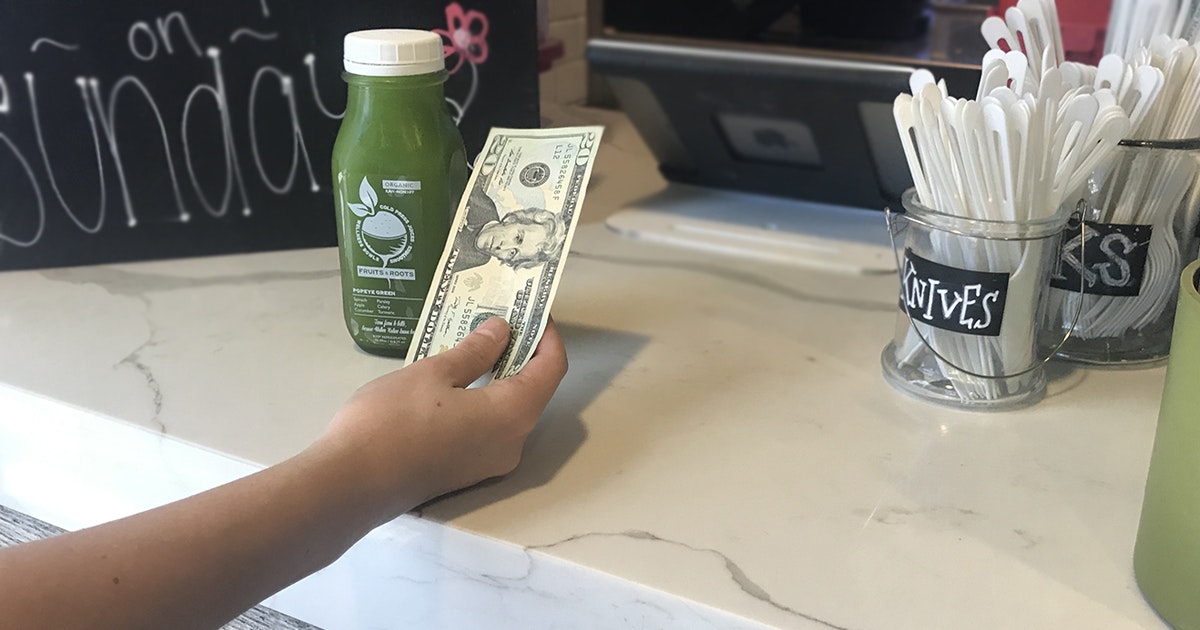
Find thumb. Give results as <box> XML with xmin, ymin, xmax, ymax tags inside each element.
<box><xmin>426</xmin><ymin>317</ymin><xmax>511</xmax><ymax>387</ymax></box>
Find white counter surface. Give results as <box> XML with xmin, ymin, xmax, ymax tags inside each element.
<box><xmin>0</xmin><ymin>105</ymin><xmax>1171</xmax><ymax>629</ymax></box>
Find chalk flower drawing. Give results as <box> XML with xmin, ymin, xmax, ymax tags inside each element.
<box><xmin>433</xmin><ymin>2</ymin><xmax>489</xmax><ymax>73</ymax></box>
<box><xmin>434</xmin><ymin>2</ymin><xmax>489</xmax><ymax>123</ymax></box>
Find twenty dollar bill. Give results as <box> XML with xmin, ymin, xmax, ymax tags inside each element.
<box><xmin>405</xmin><ymin>126</ymin><xmax>604</xmax><ymax>377</ymax></box>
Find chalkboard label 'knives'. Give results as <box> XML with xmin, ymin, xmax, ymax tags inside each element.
<box><xmin>900</xmin><ymin>249</ymin><xmax>1010</xmax><ymax>337</ymax></box>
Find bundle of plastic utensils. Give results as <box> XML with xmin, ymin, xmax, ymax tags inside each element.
<box><xmin>895</xmin><ymin>66</ymin><xmax>1134</xmax><ymax>231</ymax></box>
<box><xmin>1046</xmin><ymin>35</ymin><xmax>1200</xmax><ymax>345</ymax></box>
<box><xmin>1107</xmin><ymin>0</ymin><xmax>1200</xmax><ymax>61</ymax></box>
<box><xmin>1129</xmin><ymin>35</ymin><xmax>1200</xmax><ymax>138</ymax></box>
<box><xmin>889</xmin><ymin>60</ymin><xmax>1133</xmax><ymax>401</ymax></box>
<box><xmin>981</xmin><ymin>0</ymin><xmax>1065</xmax><ymax>85</ymax></box>
<box><xmin>980</xmin><ymin>0</ymin><xmax>1170</xmax><ymax>133</ymax></box>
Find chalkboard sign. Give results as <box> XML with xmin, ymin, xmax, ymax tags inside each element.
<box><xmin>0</xmin><ymin>0</ymin><xmax>539</xmax><ymax>270</ymax></box>
<box><xmin>900</xmin><ymin>249</ymin><xmax>1010</xmax><ymax>337</ymax></box>
<box><xmin>1050</xmin><ymin>216</ymin><xmax>1153</xmax><ymax>297</ymax></box>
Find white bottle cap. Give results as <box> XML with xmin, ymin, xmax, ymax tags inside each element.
<box><xmin>343</xmin><ymin>29</ymin><xmax>445</xmax><ymax>77</ymax></box>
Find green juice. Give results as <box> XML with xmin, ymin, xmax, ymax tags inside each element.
<box><xmin>1135</xmin><ymin>259</ymin><xmax>1200</xmax><ymax>629</ymax></box>
<box><xmin>332</xmin><ymin>30</ymin><xmax>467</xmax><ymax>357</ymax></box>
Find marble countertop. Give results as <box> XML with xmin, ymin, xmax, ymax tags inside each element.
<box><xmin>0</xmin><ymin>104</ymin><xmax>1172</xmax><ymax>629</ymax></box>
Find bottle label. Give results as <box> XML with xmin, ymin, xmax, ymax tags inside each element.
<box><xmin>339</xmin><ymin>174</ymin><xmax>429</xmax><ymax>350</ymax></box>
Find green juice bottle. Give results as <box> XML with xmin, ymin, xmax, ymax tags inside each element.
<box><xmin>1134</xmin><ymin>260</ymin><xmax>1200</xmax><ymax>629</ymax></box>
<box><xmin>332</xmin><ymin>29</ymin><xmax>468</xmax><ymax>357</ymax></box>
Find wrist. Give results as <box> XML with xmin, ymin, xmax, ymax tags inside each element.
<box><xmin>303</xmin><ymin>421</ymin><xmax>429</xmax><ymax>528</ymax></box>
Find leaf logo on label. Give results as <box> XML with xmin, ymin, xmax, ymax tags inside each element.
<box><xmin>349</xmin><ymin>177</ymin><xmax>376</xmax><ymax>217</ymax></box>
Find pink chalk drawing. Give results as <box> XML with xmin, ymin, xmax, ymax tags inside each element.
<box><xmin>434</xmin><ymin>2</ymin><xmax>489</xmax><ymax>74</ymax></box>
<box><xmin>434</xmin><ymin>2</ymin><xmax>489</xmax><ymax>123</ymax></box>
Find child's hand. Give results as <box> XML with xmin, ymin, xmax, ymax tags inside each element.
<box><xmin>318</xmin><ymin>317</ymin><xmax>568</xmax><ymax>519</ymax></box>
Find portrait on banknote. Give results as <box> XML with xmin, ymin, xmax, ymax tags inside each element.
<box><xmin>451</xmin><ymin>188</ymin><xmax>567</xmax><ymax>273</ymax></box>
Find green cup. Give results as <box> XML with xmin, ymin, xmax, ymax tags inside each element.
<box><xmin>1135</xmin><ymin>257</ymin><xmax>1200</xmax><ymax>628</ymax></box>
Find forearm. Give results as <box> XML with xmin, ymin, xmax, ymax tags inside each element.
<box><xmin>0</xmin><ymin>317</ymin><xmax>567</xmax><ymax>630</ymax></box>
<box><xmin>0</xmin><ymin>439</ymin><xmax>395</xmax><ymax>630</ymax></box>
